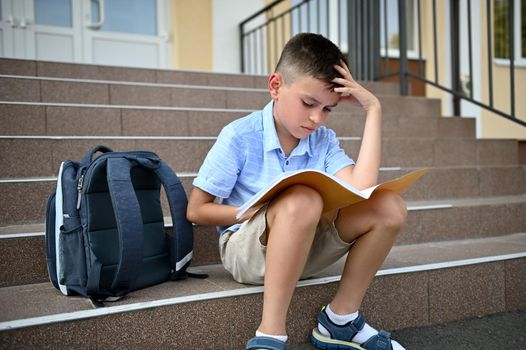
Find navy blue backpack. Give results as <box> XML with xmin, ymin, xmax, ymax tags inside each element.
<box><xmin>45</xmin><ymin>145</ymin><xmax>195</xmax><ymax>301</ymax></box>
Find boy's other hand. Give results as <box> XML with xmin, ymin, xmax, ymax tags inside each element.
<box><xmin>332</xmin><ymin>60</ymin><xmax>381</xmax><ymax>113</ymax></box>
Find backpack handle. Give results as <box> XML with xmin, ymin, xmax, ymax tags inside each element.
<box><xmin>81</xmin><ymin>145</ymin><xmax>114</xmax><ymax>166</ymax></box>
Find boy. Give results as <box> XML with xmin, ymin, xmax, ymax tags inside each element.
<box><xmin>187</xmin><ymin>33</ymin><xmax>406</xmax><ymax>350</ymax></box>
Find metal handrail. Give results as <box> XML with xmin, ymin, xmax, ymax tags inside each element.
<box><xmin>239</xmin><ymin>0</ymin><xmax>524</xmax><ymax>128</ymax></box>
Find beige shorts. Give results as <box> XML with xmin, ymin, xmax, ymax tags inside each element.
<box><xmin>219</xmin><ymin>205</ymin><xmax>353</xmax><ymax>285</ymax></box>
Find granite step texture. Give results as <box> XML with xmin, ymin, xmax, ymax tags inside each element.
<box><xmin>0</xmin><ymin>57</ymin><xmax>401</xmax><ymax>94</ymax></box>
<box><xmin>0</xmin><ymin>75</ymin><xmax>438</xmax><ymax>114</ymax></box>
<box><xmin>1</xmin><ymin>165</ymin><xmax>525</xmax><ymax>226</ymax></box>
<box><xmin>0</xmin><ymin>233</ymin><xmax>525</xmax><ymax>349</ymax></box>
<box><xmin>0</xmin><ymin>60</ymin><xmax>525</xmax><ymax>348</ymax></box>
<box><xmin>0</xmin><ymin>103</ymin><xmax>475</xmax><ymax>138</ymax></box>
<box><xmin>1</xmin><ymin>195</ymin><xmax>525</xmax><ymax>289</ymax></box>
<box><xmin>0</xmin><ymin>137</ymin><xmax>519</xmax><ymax>179</ymax></box>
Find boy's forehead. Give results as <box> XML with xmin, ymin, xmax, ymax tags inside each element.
<box><xmin>290</xmin><ymin>76</ymin><xmax>341</xmax><ymax>103</ymax></box>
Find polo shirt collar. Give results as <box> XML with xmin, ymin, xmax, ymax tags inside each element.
<box><xmin>262</xmin><ymin>100</ymin><xmax>313</xmax><ymax>157</ymax></box>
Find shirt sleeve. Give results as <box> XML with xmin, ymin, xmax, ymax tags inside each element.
<box><xmin>192</xmin><ymin>125</ymin><xmax>244</xmax><ymax>199</ymax></box>
<box><xmin>324</xmin><ymin>128</ymin><xmax>355</xmax><ymax>175</ymax></box>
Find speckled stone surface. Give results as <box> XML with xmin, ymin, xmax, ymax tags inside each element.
<box><xmin>192</xmin><ymin>225</ymin><xmax>220</xmax><ymax>266</ymax></box>
<box><xmin>46</xmin><ymin>106</ymin><xmax>121</xmax><ymax>136</ymax></box>
<box><xmin>382</xmin><ymin>138</ymin><xmax>434</xmax><ymax>167</ymax></box>
<box><xmin>225</xmin><ymin>89</ymin><xmax>269</xmax><ymax>110</ymax></box>
<box><xmin>434</xmin><ymin>139</ymin><xmax>478</xmax><ymax>167</ymax></box>
<box><xmin>122</xmin><ymin>109</ymin><xmax>188</xmax><ymax>136</ymax></box>
<box><xmin>479</xmin><ymin>202</ymin><xmax>526</xmax><ymax>236</ymax></box>
<box><xmin>171</xmin><ymin>86</ymin><xmax>227</xmax><ymax>108</ymax></box>
<box><xmin>186</xmin><ymin>110</ymin><xmax>245</xmax><ymax>136</ymax></box>
<box><xmin>155</xmin><ymin>69</ymin><xmax>209</xmax><ymax>85</ymax></box>
<box><xmin>479</xmin><ymin>166</ymin><xmax>525</xmax><ymax>197</ymax></box>
<box><xmin>37</xmin><ymin>61</ymin><xmax>157</xmax><ymax>83</ymax></box>
<box><xmin>96</xmin><ymin>299</ymin><xmax>234</xmax><ymax>349</ymax></box>
<box><xmin>401</xmin><ymin>167</ymin><xmax>480</xmax><ymax>200</ymax></box>
<box><xmin>505</xmin><ymin>258</ymin><xmax>526</xmax><ymax>310</ymax></box>
<box><xmin>0</xmin><ymin>194</ymin><xmax>526</xmax><ymax>285</ymax></box>
<box><xmin>206</xmin><ymin>72</ymin><xmax>260</xmax><ymax>88</ymax></box>
<box><xmin>4</xmin><ymin>166</ymin><xmax>522</xmax><ymax>224</ymax></box>
<box><xmin>477</xmin><ymin>139</ymin><xmax>518</xmax><ymax>166</ymax></box>
<box><xmin>0</xmin><ymin>236</ymin><xmax>47</xmax><ymax>287</ymax></box>
<box><xmin>0</xmin><ymin>77</ymin><xmax>41</xmax><ymax>102</ymax></box>
<box><xmin>0</xmin><ymin>58</ymin><xmax>36</xmax><ymax>76</ymax></box>
<box><xmin>377</xmin><ymin>96</ymin><xmax>441</xmax><ymax>117</ymax></box>
<box><xmin>0</xmin><ymin>104</ymin><xmax>46</xmax><ymax>135</ymax></box>
<box><xmin>361</xmin><ymin>272</ymin><xmax>429</xmax><ymax>330</ymax></box>
<box><xmin>437</xmin><ymin>117</ymin><xmax>475</xmax><ymax>138</ymax></box>
<box><xmin>0</xmin><ymin>139</ymin><xmax>53</xmax><ymax>177</ymax></box>
<box><xmin>428</xmin><ymin>263</ymin><xmax>506</xmax><ymax>324</ymax></box>
<box><xmin>0</xmin><ymin>283</ymin><xmax>93</xmax><ymax>321</ymax></box>
<box><xmin>50</xmin><ymin>140</ymin><xmax>135</xmax><ymax>174</ymax></box>
<box><xmin>0</xmin><ymin>317</ymin><xmax>98</xmax><ymax>349</ymax></box>
<box><xmin>0</xmin><ymin>182</ymin><xmax>53</xmax><ymax>225</ymax></box>
<box><xmin>109</xmin><ymin>84</ymin><xmax>172</xmax><ymax>106</ymax></box>
<box><xmin>133</xmin><ymin>139</ymin><xmax>214</xmax><ymax>173</ymax></box>
<box><xmin>40</xmin><ymin>80</ymin><xmax>110</xmax><ymax>104</ymax></box>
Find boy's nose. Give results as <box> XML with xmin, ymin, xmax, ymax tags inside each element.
<box><xmin>309</xmin><ymin>112</ymin><xmax>324</xmax><ymax>124</ymax></box>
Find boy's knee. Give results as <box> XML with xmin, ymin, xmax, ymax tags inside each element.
<box><xmin>269</xmin><ymin>184</ymin><xmax>323</xmax><ymax>225</ymax></box>
<box><xmin>372</xmin><ymin>190</ymin><xmax>407</xmax><ymax>231</ymax></box>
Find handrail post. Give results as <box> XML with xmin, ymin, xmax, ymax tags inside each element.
<box><xmin>398</xmin><ymin>0</ymin><xmax>409</xmax><ymax>95</ymax></box>
<box><xmin>450</xmin><ymin>0</ymin><xmax>461</xmax><ymax>115</ymax></box>
<box><xmin>239</xmin><ymin>23</ymin><xmax>245</xmax><ymax>73</ymax></box>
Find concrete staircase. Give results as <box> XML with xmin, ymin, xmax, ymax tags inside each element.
<box><xmin>0</xmin><ymin>58</ymin><xmax>525</xmax><ymax>349</ymax></box>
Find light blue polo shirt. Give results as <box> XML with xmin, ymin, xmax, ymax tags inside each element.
<box><xmin>192</xmin><ymin>100</ymin><xmax>355</xmax><ymax>234</ymax></box>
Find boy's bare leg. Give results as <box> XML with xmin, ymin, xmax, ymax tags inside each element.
<box><xmin>330</xmin><ymin>190</ymin><xmax>407</xmax><ymax>315</ymax></box>
<box><xmin>258</xmin><ymin>185</ymin><xmax>324</xmax><ymax>336</ymax></box>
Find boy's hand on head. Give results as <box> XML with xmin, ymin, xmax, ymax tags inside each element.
<box><xmin>332</xmin><ymin>60</ymin><xmax>381</xmax><ymax>113</ymax></box>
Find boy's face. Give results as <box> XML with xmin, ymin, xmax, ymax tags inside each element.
<box><xmin>269</xmin><ymin>73</ymin><xmax>341</xmax><ymax>143</ymax></box>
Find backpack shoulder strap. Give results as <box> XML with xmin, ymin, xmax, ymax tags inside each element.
<box><xmin>104</xmin><ymin>157</ymin><xmax>144</xmax><ymax>294</ymax></box>
<box><xmin>123</xmin><ymin>155</ymin><xmax>194</xmax><ymax>280</ymax></box>
<box><xmin>153</xmin><ymin>160</ymin><xmax>194</xmax><ymax>279</ymax></box>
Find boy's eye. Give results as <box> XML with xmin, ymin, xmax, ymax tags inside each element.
<box><xmin>302</xmin><ymin>100</ymin><xmax>314</xmax><ymax>107</ymax></box>
<box><xmin>324</xmin><ymin>107</ymin><xmax>332</xmax><ymax>112</ymax></box>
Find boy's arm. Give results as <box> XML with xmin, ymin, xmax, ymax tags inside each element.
<box><xmin>332</xmin><ymin>61</ymin><xmax>382</xmax><ymax>190</ymax></box>
<box><xmin>186</xmin><ymin>187</ymin><xmax>242</xmax><ymax>226</ymax></box>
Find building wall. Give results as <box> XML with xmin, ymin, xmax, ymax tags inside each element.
<box><xmin>418</xmin><ymin>0</ymin><xmax>525</xmax><ymax>139</ymax></box>
<box><xmin>213</xmin><ymin>0</ymin><xmax>265</xmax><ymax>73</ymax></box>
<box><xmin>420</xmin><ymin>1</ymin><xmax>452</xmax><ymax>117</ymax></box>
<box><xmin>171</xmin><ymin>0</ymin><xmax>213</xmax><ymax>71</ymax></box>
<box><xmin>479</xmin><ymin>1</ymin><xmax>526</xmax><ymax>139</ymax></box>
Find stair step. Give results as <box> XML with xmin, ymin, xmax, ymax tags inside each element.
<box><xmin>1</xmin><ymin>166</ymin><xmax>524</xmax><ymax>226</ymax></box>
<box><xmin>0</xmin><ymin>58</ymin><xmax>267</xmax><ymax>88</ymax></box>
<box><xmin>0</xmin><ymin>233</ymin><xmax>524</xmax><ymax>348</ymax></box>
<box><xmin>0</xmin><ymin>75</ymin><xmax>436</xmax><ymax>113</ymax></box>
<box><xmin>0</xmin><ymin>137</ymin><xmax>519</xmax><ymax>179</ymax></box>
<box><xmin>0</xmin><ymin>102</ymin><xmax>475</xmax><ymax>138</ymax></box>
<box><xmin>0</xmin><ymin>58</ymin><xmax>401</xmax><ymax>94</ymax></box>
<box><xmin>1</xmin><ymin>195</ymin><xmax>525</xmax><ymax>287</ymax></box>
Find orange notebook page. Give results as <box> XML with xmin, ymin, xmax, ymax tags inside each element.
<box><xmin>236</xmin><ymin>168</ymin><xmax>430</xmax><ymax>219</ymax></box>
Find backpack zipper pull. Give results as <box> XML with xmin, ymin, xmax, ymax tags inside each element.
<box><xmin>76</xmin><ymin>174</ymin><xmax>84</xmax><ymax>209</ymax></box>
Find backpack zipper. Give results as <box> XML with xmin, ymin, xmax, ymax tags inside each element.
<box><xmin>76</xmin><ymin>174</ymin><xmax>84</xmax><ymax>210</ymax></box>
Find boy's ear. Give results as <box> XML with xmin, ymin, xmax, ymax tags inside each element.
<box><xmin>268</xmin><ymin>72</ymin><xmax>283</xmax><ymax>100</ymax></box>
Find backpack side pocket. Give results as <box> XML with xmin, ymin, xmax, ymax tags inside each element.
<box><xmin>59</xmin><ymin>226</ymin><xmax>87</xmax><ymax>286</ymax></box>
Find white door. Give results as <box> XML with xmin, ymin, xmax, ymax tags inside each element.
<box><xmin>0</xmin><ymin>0</ymin><xmax>14</xmax><ymax>56</ymax></box>
<box><xmin>0</xmin><ymin>0</ymin><xmax>82</xmax><ymax>62</ymax></box>
<box><xmin>83</xmin><ymin>0</ymin><xmax>171</xmax><ymax>68</ymax></box>
<box><xmin>0</xmin><ymin>0</ymin><xmax>171</xmax><ymax>69</ymax></box>
<box><xmin>25</xmin><ymin>0</ymin><xmax>83</xmax><ymax>62</ymax></box>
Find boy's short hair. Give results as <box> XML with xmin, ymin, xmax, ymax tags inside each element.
<box><xmin>275</xmin><ymin>33</ymin><xmax>347</xmax><ymax>87</ymax></box>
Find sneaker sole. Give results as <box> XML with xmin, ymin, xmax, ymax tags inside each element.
<box><xmin>310</xmin><ymin>328</ymin><xmax>366</xmax><ymax>350</ymax></box>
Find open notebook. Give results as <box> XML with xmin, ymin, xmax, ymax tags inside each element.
<box><xmin>236</xmin><ymin>168</ymin><xmax>430</xmax><ymax>219</ymax></box>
